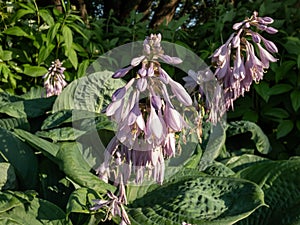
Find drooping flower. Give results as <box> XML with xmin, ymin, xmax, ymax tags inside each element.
<box><xmin>43</xmin><ymin>59</ymin><xmax>67</xmax><ymax>97</ymax></box>
<box><xmin>99</xmin><ymin>33</ymin><xmax>192</xmax><ymax>188</ymax></box>
<box><xmin>210</xmin><ymin>11</ymin><xmax>278</xmax><ymax>110</ymax></box>
<box><xmin>90</xmin><ymin>176</ymin><xmax>131</xmax><ymax>225</ymax></box>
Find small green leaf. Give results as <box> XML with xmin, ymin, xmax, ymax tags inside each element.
<box><xmin>77</xmin><ymin>59</ymin><xmax>90</xmax><ymax>78</ymax></box>
<box><xmin>13</xmin><ymin>8</ymin><xmax>35</xmax><ymax>21</ymax></box>
<box><xmin>23</xmin><ymin>65</ymin><xmax>48</xmax><ymax>77</ymax></box>
<box><xmin>290</xmin><ymin>89</ymin><xmax>300</xmax><ymax>111</ymax></box>
<box><xmin>268</xmin><ymin>84</ymin><xmax>293</xmax><ymax>96</ymax></box>
<box><xmin>254</xmin><ymin>82</ymin><xmax>270</xmax><ymax>102</ymax></box>
<box><xmin>39</xmin><ymin>9</ymin><xmax>55</xmax><ymax>26</ymax></box>
<box><xmin>47</xmin><ymin>22</ymin><xmax>61</xmax><ymax>42</ymax></box>
<box><xmin>38</xmin><ymin>43</ymin><xmax>56</xmax><ymax>64</ymax></box>
<box><xmin>62</xmin><ymin>25</ymin><xmax>73</xmax><ymax>51</ymax></box>
<box><xmin>65</xmin><ymin>48</ymin><xmax>78</xmax><ymax>69</ymax></box>
<box><xmin>275</xmin><ymin>60</ymin><xmax>296</xmax><ymax>82</ymax></box>
<box><xmin>0</xmin><ymin>50</ymin><xmax>12</xmax><ymax>61</ymax></box>
<box><xmin>276</xmin><ymin>120</ymin><xmax>294</xmax><ymax>139</ymax></box>
<box><xmin>263</xmin><ymin>108</ymin><xmax>290</xmax><ymax>119</ymax></box>
<box><xmin>3</xmin><ymin>27</ymin><xmax>30</xmax><ymax>38</ymax></box>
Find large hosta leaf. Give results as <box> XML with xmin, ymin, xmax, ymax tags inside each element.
<box><xmin>0</xmin><ymin>92</ymin><xmax>55</xmax><ymax>118</ymax></box>
<box><xmin>56</xmin><ymin>142</ymin><xmax>116</xmax><ymax>194</ymax></box>
<box><xmin>0</xmin><ymin>190</ymin><xmax>72</xmax><ymax>225</ymax></box>
<box><xmin>52</xmin><ymin>70</ymin><xmax>124</xmax><ymax>113</ymax></box>
<box><xmin>0</xmin><ymin>128</ymin><xmax>38</xmax><ymax>189</ymax></box>
<box><xmin>0</xmin><ymin>162</ymin><xmax>17</xmax><ymax>190</ymax></box>
<box><xmin>0</xmin><ymin>117</ymin><xmax>30</xmax><ymax>131</ymax></box>
<box><xmin>128</xmin><ymin>172</ymin><xmax>265</xmax><ymax>225</ymax></box>
<box><xmin>235</xmin><ymin>158</ymin><xmax>300</xmax><ymax>225</ymax></box>
<box><xmin>226</xmin><ymin>121</ymin><xmax>271</xmax><ymax>154</ymax></box>
<box><xmin>199</xmin><ymin>123</ymin><xmax>226</xmax><ymax>170</ymax></box>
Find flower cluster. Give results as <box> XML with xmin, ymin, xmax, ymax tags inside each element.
<box><xmin>211</xmin><ymin>11</ymin><xmax>278</xmax><ymax>110</ymax></box>
<box><xmin>90</xmin><ymin>177</ymin><xmax>130</xmax><ymax>225</ymax></box>
<box><xmin>92</xmin><ymin>34</ymin><xmax>193</xmax><ymax>225</ymax></box>
<box><xmin>96</xmin><ymin>34</ymin><xmax>192</xmax><ymax>186</ymax></box>
<box><xmin>43</xmin><ymin>59</ymin><xmax>67</xmax><ymax>97</ymax></box>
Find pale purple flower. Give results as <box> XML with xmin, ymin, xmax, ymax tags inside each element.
<box><xmin>43</xmin><ymin>59</ymin><xmax>67</xmax><ymax>97</ymax></box>
<box><xmin>101</xmin><ymin>33</ymin><xmax>192</xmax><ymax>190</ymax></box>
<box><xmin>211</xmin><ymin>11</ymin><xmax>278</xmax><ymax>110</ymax></box>
<box><xmin>90</xmin><ymin>177</ymin><xmax>131</xmax><ymax>225</ymax></box>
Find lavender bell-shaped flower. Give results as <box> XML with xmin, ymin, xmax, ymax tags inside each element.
<box><xmin>43</xmin><ymin>59</ymin><xmax>67</xmax><ymax>97</ymax></box>
<box><xmin>211</xmin><ymin>11</ymin><xmax>278</xmax><ymax>111</ymax></box>
<box><xmin>100</xmin><ymin>33</ymin><xmax>192</xmax><ymax>187</ymax></box>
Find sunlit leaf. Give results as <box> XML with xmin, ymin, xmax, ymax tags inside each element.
<box><xmin>23</xmin><ymin>65</ymin><xmax>48</xmax><ymax>77</ymax></box>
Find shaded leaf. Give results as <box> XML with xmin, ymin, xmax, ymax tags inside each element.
<box><xmin>268</xmin><ymin>84</ymin><xmax>293</xmax><ymax>96</ymax></box>
<box><xmin>36</xmin><ymin>127</ymin><xmax>86</xmax><ymax>142</ymax></box>
<box><xmin>0</xmin><ymin>128</ymin><xmax>38</xmax><ymax>189</ymax></box>
<box><xmin>13</xmin><ymin>128</ymin><xmax>59</xmax><ymax>160</ymax></box>
<box><xmin>225</xmin><ymin>154</ymin><xmax>270</xmax><ymax>172</ymax></box>
<box><xmin>0</xmin><ymin>190</ymin><xmax>72</xmax><ymax>225</ymax></box>
<box><xmin>56</xmin><ymin>142</ymin><xmax>116</xmax><ymax>194</ymax></box>
<box><xmin>0</xmin><ymin>95</ymin><xmax>55</xmax><ymax>118</ymax></box>
<box><xmin>263</xmin><ymin>108</ymin><xmax>290</xmax><ymax>119</ymax></box>
<box><xmin>199</xmin><ymin>123</ymin><xmax>226</xmax><ymax>170</ymax></box>
<box><xmin>66</xmin><ymin>187</ymin><xmax>102</xmax><ymax>215</ymax></box>
<box><xmin>236</xmin><ymin>159</ymin><xmax>300</xmax><ymax>225</ymax></box>
<box><xmin>0</xmin><ymin>117</ymin><xmax>29</xmax><ymax>131</ymax></box>
<box><xmin>226</xmin><ymin>121</ymin><xmax>271</xmax><ymax>154</ymax></box>
<box><xmin>290</xmin><ymin>90</ymin><xmax>300</xmax><ymax>112</ymax></box>
<box><xmin>129</xmin><ymin>173</ymin><xmax>265</xmax><ymax>225</ymax></box>
<box><xmin>0</xmin><ymin>163</ymin><xmax>17</xmax><ymax>191</ymax></box>
<box><xmin>276</xmin><ymin>120</ymin><xmax>294</xmax><ymax>139</ymax></box>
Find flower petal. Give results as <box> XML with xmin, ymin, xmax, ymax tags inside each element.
<box><xmin>169</xmin><ymin>79</ymin><xmax>193</xmax><ymax>106</ymax></box>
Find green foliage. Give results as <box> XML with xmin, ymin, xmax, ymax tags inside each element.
<box><xmin>0</xmin><ymin>0</ymin><xmax>299</xmax><ymax>224</ymax></box>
